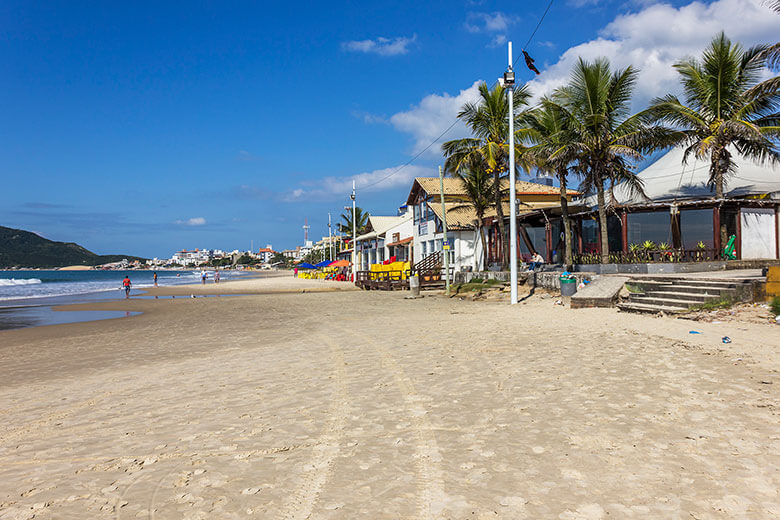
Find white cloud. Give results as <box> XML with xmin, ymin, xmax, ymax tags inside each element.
<box><xmin>527</xmin><ymin>0</ymin><xmax>780</xmax><ymax>109</ymax></box>
<box><xmin>175</xmin><ymin>217</ymin><xmax>206</xmax><ymax>226</ymax></box>
<box><xmin>465</xmin><ymin>11</ymin><xmax>517</xmax><ymax>33</ymax></box>
<box><xmin>389</xmin><ymin>80</ymin><xmax>483</xmax><ymax>158</ymax></box>
<box><xmin>284</xmin><ymin>164</ymin><xmax>436</xmax><ymax>202</ymax></box>
<box><xmin>351</xmin><ymin>110</ymin><xmax>388</xmax><ymax>124</ymax></box>
<box><xmin>341</xmin><ymin>35</ymin><xmax>417</xmax><ymax>56</ymax></box>
<box><xmin>464</xmin><ymin>11</ymin><xmax>518</xmax><ymax>47</ymax></box>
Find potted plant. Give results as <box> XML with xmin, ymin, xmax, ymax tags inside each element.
<box><xmin>642</xmin><ymin>240</ymin><xmax>656</xmax><ymax>262</ymax></box>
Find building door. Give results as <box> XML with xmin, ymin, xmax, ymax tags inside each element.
<box><xmin>740</xmin><ymin>208</ymin><xmax>777</xmax><ymax>259</ymax></box>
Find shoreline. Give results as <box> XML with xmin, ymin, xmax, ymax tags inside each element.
<box><xmin>1</xmin><ymin>276</ymin><xmax>778</xmax><ymax>518</ymax></box>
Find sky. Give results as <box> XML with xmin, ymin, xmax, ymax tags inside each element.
<box><xmin>1</xmin><ymin>0</ymin><xmax>778</xmax><ymax>258</ymax></box>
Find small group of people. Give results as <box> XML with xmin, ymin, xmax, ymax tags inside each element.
<box><xmin>201</xmin><ymin>269</ymin><xmax>221</xmax><ymax>284</ymax></box>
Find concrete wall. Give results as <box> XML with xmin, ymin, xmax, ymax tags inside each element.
<box><xmin>574</xmin><ymin>259</ymin><xmax>780</xmax><ymax>274</ymax></box>
<box><xmin>455</xmin><ymin>270</ymin><xmax>593</xmax><ymax>291</ymax></box>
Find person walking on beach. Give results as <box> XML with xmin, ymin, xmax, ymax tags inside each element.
<box><xmin>214</xmin><ymin>269</ymin><xmax>220</xmax><ymax>284</ymax></box>
<box><xmin>201</xmin><ymin>270</ymin><xmax>207</xmax><ymax>284</ymax></box>
<box><xmin>153</xmin><ymin>271</ymin><xmax>158</xmax><ymax>287</ymax></box>
<box><xmin>122</xmin><ymin>276</ymin><xmax>132</xmax><ymax>298</ymax></box>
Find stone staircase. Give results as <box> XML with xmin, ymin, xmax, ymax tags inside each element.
<box><xmin>617</xmin><ymin>276</ymin><xmax>755</xmax><ymax>314</ymax></box>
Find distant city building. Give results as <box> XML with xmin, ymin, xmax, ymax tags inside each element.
<box><xmin>257</xmin><ymin>245</ymin><xmax>276</xmax><ymax>263</ymax></box>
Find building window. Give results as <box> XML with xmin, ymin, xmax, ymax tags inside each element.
<box><xmin>422</xmin><ymin>241</ymin><xmax>427</xmax><ymax>255</ymax></box>
<box><xmin>681</xmin><ymin>209</ymin><xmax>714</xmax><ymax>249</ymax></box>
<box><xmin>627</xmin><ymin>212</ymin><xmax>671</xmax><ymax>247</ymax></box>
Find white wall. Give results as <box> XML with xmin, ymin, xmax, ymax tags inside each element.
<box><xmin>382</xmin><ymin>218</ymin><xmax>414</xmax><ymax>261</ymax></box>
<box><xmin>741</xmin><ymin>207</ymin><xmax>777</xmax><ymax>259</ymax></box>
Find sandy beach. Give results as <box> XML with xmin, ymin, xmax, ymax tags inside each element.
<box><xmin>1</xmin><ymin>274</ymin><xmax>778</xmax><ymax>519</ymax></box>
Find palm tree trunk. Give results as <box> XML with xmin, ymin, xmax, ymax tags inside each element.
<box><xmin>712</xmin><ymin>150</ymin><xmax>728</xmax><ymax>250</ymax></box>
<box><xmin>558</xmin><ymin>168</ymin><xmax>573</xmax><ymax>269</ymax></box>
<box><xmin>494</xmin><ymin>169</ymin><xmax>508</xmax><ymax>270</ymax></box>
<box><xmin>596</xmin><ymin>175</ymin><xmax>610</xmax><ymax>264</ymax></box>
<box><xmin>479</xmin><ymin>224</ymin><xmax>488</xmax><ymax>271</ymax></box>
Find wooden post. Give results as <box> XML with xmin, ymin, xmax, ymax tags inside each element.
<box><xmin>713</xmin><ymin>207</ymin><xmax>721</xmax><ymax>254</ymax></box>
<box><xmin>621</xmin><ymin>210</ymin><xmax>628</xmax><ymax>253</ymax></box>
<box><xmin>545</xmin><ymin>223</ymin><xmax>553</xmax><ymax>262</ymax></box>
<box><xmin>776</xmin><ymin>205</ymin><xmax>779</xmax><ymax>259</ymax></box>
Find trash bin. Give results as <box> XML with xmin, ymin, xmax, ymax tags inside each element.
<box><xmin>559</xmin><ymin>275</ymin><xmax>577</xmax><ymax>297</ymax></box>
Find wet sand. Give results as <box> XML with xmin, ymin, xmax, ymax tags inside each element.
<box><xmin>1</xmin><ymin>276</ymin><xmax>778</xmax><ymax>519</ymax></box>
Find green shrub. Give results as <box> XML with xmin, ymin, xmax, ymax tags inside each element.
<box><xmin>771</xmin><ymin>296</ymin><xmax>780</xmax><ymax>317</ymax></box>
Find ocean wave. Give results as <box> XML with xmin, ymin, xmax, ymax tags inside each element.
<box><xmin>0</xmin><ymin>278</ymin><xmax>43</xmax><ymax>287</ymax></box>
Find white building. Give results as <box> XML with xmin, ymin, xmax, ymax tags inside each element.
<box><xmin>170</xmin><ymin>248</ymin><xmax>212</xmax><ymax>266</ymax></box>
<box><xmin>354</xmin><ymin>210</ymin><xmax>413</xmax><ymax>270</ymax></box>
<box><xmin>257</xmin><ymin>245</ymin><xmax>276</xmax><ymax>263</ymax></box>
<box><xmin>406</xmin><ymin>178</ymin><xmax>483</xmax><ymax>272</ymax></box>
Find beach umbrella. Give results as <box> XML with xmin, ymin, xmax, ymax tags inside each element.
<box><xmin>329</xmin><ymin>259</ymin><xmax>350</xmax><ymax>267</ymax></box>
<box><xmin>298</xmin><ymin>262</ymin><xmax>317</xmax><ymax>269</ymax></box>
<box><xmin>314</xmin><ymin>260</ymin><xmax>332</xmax><ymax>268</ymax></box>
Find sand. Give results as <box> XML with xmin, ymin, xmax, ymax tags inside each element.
<box><xmin>0</xmin><ymin>275</ymin><xmax>778</xmax><ymax>519</ymax></box>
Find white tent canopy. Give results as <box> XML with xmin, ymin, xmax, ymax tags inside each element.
<box><xmin>580</xmin><ymin>146</ymin><xmax>780</xmax><ymax>207</ymax></box>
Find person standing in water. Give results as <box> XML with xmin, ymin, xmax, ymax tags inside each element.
<box><xmin>122</xmin><ymin>275</ymin><xmax>132</xmax><ymax>298</ymax></box>
<box><xmin>201</xmin><ymin>270</ymin><xmax>207</xmax><ymax>284</ymax></box>
<box><xmin>153</xmin><ymin>271</ymin><xmax>158</xmax><ymax>287</ymax></box>
<box><xmin>214</xmin><ymin>268</ymin><xmax>220</xmax><ymax>284</ymax></box>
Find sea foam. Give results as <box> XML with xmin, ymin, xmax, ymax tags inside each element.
<box><xmin>0</xmin><ymin>278</ymin><xmax>43</xmax><ymax>286</ymax></box>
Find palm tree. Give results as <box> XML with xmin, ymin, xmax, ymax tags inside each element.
<box><xmin>647</xmin><ymin>32</ymin><xmax>780</xmax><ymax>246</ymax></box>
<box><xmin>518</xmin><ymin>98</ymin><xmax>579</xmax><ymax>268</ymax></box>
<box><xmin>554</xmin><ymin>58</ymin><xmax>653</xmax><ymax>264</ymax></box>
<box><xmin>442</xmin><ymin>81</ymin><xmax>531</xmax><ymax>269</ymax></box>
<box><xmin>338</xmin><ymin>206</ymin><xmax>369</xmax><ymax>236</ymax></box>
<box><xmin>454</xmin><ymin>158</ymin><xmax>495</xmax><ymax>270</ymax></box>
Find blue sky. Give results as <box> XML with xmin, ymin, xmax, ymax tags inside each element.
<box><xmin>1</xmin><ymin>0</ymin><xmax>778</xmax><ymax>258</ymax></box>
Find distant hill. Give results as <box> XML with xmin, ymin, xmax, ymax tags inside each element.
<box><xmin>0</xmin><ymin>226</ymin><xmax>146</xmax><ymax>268</ymax></box>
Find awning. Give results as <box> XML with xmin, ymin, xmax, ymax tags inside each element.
<box><xmin>386</xmin><ymin>236</ymin><xmax>413</xmax><ymax>247</ymax></box>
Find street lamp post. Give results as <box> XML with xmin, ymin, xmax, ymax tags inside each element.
<box><xmin>505</xmin><ymin>41</ymin><xmax>518</xmax><ymax>305</ymax></box>
<box><xmin>351</xmin><ymin>181</ymin><xmax>357</xmax><ymax>283</ymax></box>
<box><xmin>328</xmin><ymin>212</ymin><xmax>333</xmax><ymax>262</ymax></box>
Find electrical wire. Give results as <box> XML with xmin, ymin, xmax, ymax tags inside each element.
<box><xmin>358</xmin><ymin>0</ymin><xmax>556</xmax><ymax>191</ymax></box>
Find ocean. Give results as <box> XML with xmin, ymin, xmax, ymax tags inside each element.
<box><xmin>0</xmin><ymin>269</ymin><xmax>247</xmax><ymax>330</ymax></box>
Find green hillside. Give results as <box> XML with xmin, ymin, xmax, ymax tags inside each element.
<box><xmin>0</xmin><ymin>226</ymin><xmax>146</xmax><ymax>268</ymax></box>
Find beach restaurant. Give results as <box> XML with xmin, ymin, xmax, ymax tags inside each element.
<box><xmin>406</xmin><ymin>177</ymin><xmax>579</xmax><ymax>271</ymax></box>
<box><xmin>499</xmin><ymin>146</ymin><xmax>780</xmax><ymax>264</ymax></box>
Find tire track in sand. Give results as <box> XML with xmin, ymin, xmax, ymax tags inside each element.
<box><xmin>352</xmin><ymin>330</ymin><xmax>446</xmax><ymax>520</ymax></box>
<box><xmin>279</xmin><ymin>336</ymin><xmax>349</xmax><ymax>520</ymax></box>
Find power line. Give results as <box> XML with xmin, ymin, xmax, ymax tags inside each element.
<box><xmin>523</xmin><ymin>0</ymin><xmax>555</xmax><ymax>51</ymax></box>
<box><xmin>359</xmin><ymin>1</ymin><xmax>556</xmax><ymax>191</ymax></box>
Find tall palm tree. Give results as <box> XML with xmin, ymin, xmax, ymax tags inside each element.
<box><xmin>647</xmin><ymin>32</ymin><xmax>780</xmax><ymax>246</ymax></box>
<box><xmin>518</xmin><ymin>98</ymin><xmax>579</xmax><ymax>268</ymax></box>
<box><xmin>338</xmin><ymin>206</ymin><xmax>369</xmax><ymax>236</ymax></box>
<box><xmin>554</xmin><ymin>58</ymin><xmax>654</xmax><ymax>264</ymax></box>
<box><xmin>442</xmin><ymin>81</ymin><xmax>532</xmax><ymax>269</ymax></box>
<box><xmin>454</xmin><ymin>158</ymin><xmax>495</xmax><ymax>270</ymax></box>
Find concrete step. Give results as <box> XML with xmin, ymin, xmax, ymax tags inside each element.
<box><xmin>636</xmin><ymin>291</ymin><xmax>715</xmax><ymax>303</ymax></box>
<box><xmin>657</xmin><ymin>285</ymin><xmax>736</xmax><ymax>296</ymax></box>
<box><xmin>636</xmin><ymin>278</ymin><xmax>745</xmax><ymax>289</ymax></box>
<box><xmin>628</xmin><ymin>295</ymin><xmax>703</xmax><ymax>308</ymax></box>
<box><xmin>618</xmin><ymin>301</ymin><xmax>688</xmax><ymax>314</ymax></box>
